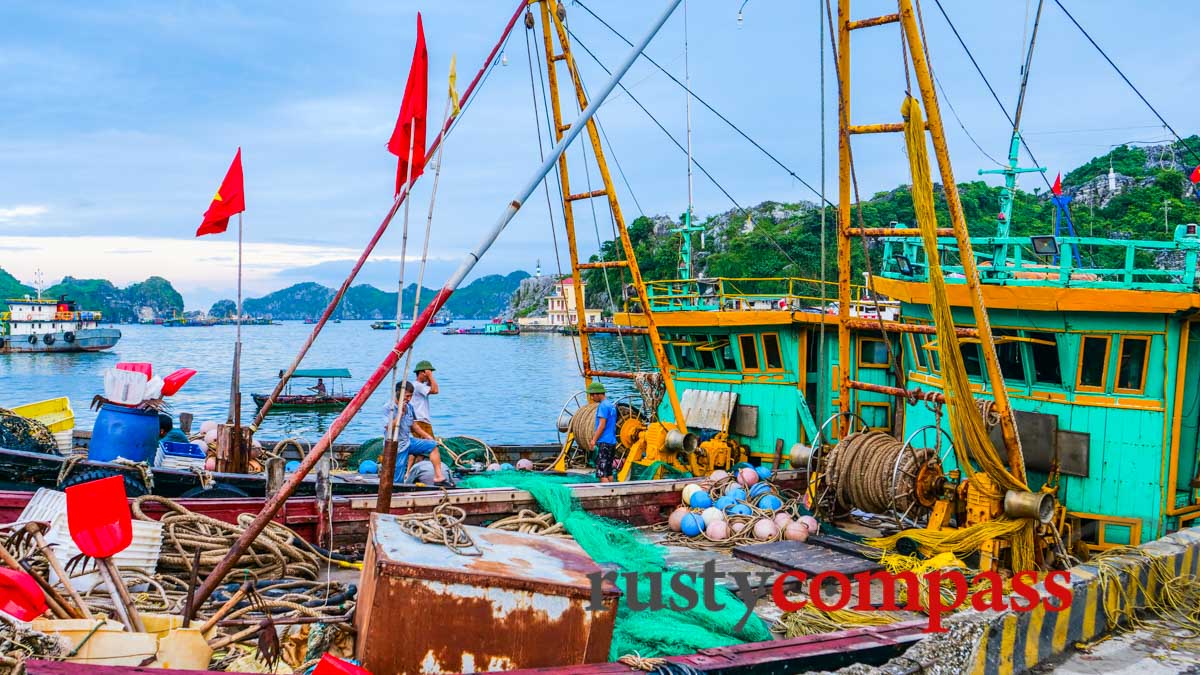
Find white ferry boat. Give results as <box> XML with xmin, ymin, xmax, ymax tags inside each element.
<box><xmin>1</xmin><ymin>295</ymin><xmax>121</xmax><ymax>353</ymax></box>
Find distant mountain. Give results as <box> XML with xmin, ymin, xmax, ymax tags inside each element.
<box><xmin>217</xmin><ymin>271</ymin><xmax>530</xmax><ymax>320</ymax></box>
<box><xmin>0</xmin><ymin>269</ymin><xmax>184</xmax><ymax>323</ymax></box>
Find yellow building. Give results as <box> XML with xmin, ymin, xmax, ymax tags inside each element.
<box><xmin>519</xmin><ymin>277</ymin><xmax>602</xmax><ymax>330</ymax></box>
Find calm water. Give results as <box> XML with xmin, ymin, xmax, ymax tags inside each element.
<box><xmin>1</xmin><ymin>322</ymin><xmax>644</xmax><ymax>444</ymax></box>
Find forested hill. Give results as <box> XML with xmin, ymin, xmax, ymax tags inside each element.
<box><xmin>0</xmin><ymin>270</ymin><xmax>184</xmax><ymax>323</ymax></box>
<box><xmin>580</xmin><ymin>137</ymin><xmax>1200</xmax><ymax>308</ymax></box>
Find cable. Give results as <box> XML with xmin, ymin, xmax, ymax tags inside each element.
<box><xmin>573</xmin><ymin>0</ymin><xmax>832</xmax><ymax>207</ymax></box>
<box><xmin>1052</xmin><ymin>0</ymin><xmax>1200</xmax><ymax>166</ymax></box>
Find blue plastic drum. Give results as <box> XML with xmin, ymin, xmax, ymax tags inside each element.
<box><xmin>88</xmin><ymin>404</ymin><xmax>160</xmax><ymax>463</ymax></box>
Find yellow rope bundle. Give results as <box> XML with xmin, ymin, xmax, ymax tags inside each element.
<box><xmin>775</xmin><ymin>605</ymin><xmax>905</xmax><ymax>638</ymax></box>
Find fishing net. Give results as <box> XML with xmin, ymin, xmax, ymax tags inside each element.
<box><xmin>457</xmin><ymin>471</ymin><xmax>772</xmax><ymax>659</ymax></box>
<box><xmin>628</xmin><ymin>460</ymin><xmax>692</xmax><ymax>482</ymax></box>
<box><xmin>438</xmin><ymin>436</ymin><xmax>495</xmax><ymax>467</ymax></box>
<box><xmin>0</xmin><ymin>409</ymin><xmax>58</xmax><ymax>454</ymax></box>
<box><xmin>345</xmin><ymin>438</ymin><xmax>385</xmax><ymax>471</ymax></box>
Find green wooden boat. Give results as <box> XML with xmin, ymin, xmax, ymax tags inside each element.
<box><xmin>252</xmin><ymin>368</ymin><xmax>354</xmax><ymax>411</ymax></box>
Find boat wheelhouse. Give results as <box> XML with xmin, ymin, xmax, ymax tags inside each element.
<box><xmin>1</xmin><ymin>295</ymin><xmax>120</xmax><ymax>353</ymax></box>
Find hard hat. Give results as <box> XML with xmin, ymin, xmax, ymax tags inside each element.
<box><xmin>586</xmin><ymin>382</ymin><xmax>606</xmax><ymax>394</ymax></box>
<box><xmin>414</xmin><ymin>360</ymin><xmax>435</xmax><ymax>372</ymax></box>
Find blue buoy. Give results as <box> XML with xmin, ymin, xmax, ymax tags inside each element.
<box><xmin>285</xmin><ymin>460</ymin><xmax>301</xmax><ymax>473</ymax></box>
<box><xmin>748</xmin><ymin>482</ymin><xmax>772</xmax><ymax>499</ymax></box>
<box><xmin>729</xmin><ymin>503</ymin><xmax>752</xmax><ymax>516</ymax></box>
<box><xmin>715</xmin><ymin>496</ymin><xmax>737</xmax><ymax>512</ymax></box>
<box><xmin>758</xmin><ymin>494</ymin><xmax>783</xmax><ymax>511</ymax></box>
<box><xmin>689</xmin><ymin>491</ymin><xmax>713</xmax><ymax>509</ymax></box>
<box><xmin>755</xmin><ymin>465</ymin><xmax>773</xmax><ymax>481</ymax></box>
<box><xmin>500</xmin><ymin>463</ymin><xmax>514</xmax><ymax>471</ymax></box>
<box><xmin>725</xmin><ymin>487</ymin><xmax>747</xmax><ymax>502</ymax></box>
<box><xmin>359</xmin><ymin>460</ymin><xmax>379</xmax><ymax>474</ymax></box>
<box><xmin>680</xmin><ymin>512</ymin><xmax>706</xmax><ymax>537</ymax></box>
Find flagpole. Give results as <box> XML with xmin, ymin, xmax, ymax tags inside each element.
<box><xmin>232</xmin><ymin>211</ymin><xmax>244</xmax><ymax>470</ymax></box>
<box><xmin>377</xmin><ymin>127</ymin><xmax>418</xmax><ymax>508</ymax></box>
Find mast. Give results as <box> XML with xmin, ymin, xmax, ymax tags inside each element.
<box><xmin>672</xmin><ymin>0</ymin><xmax>704</xmax><ymax>282</ymax></box>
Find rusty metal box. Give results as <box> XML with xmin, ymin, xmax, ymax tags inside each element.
<box><xmin>355</xmin><ymin>513</ymin><xmax>620</xmax><ymax>674</ymax></box>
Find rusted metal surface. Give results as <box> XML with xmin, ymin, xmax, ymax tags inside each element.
<box><xmin>356</xmin><ymin>514</ymin><xmax>618</xmax><ymax>673</ymax></box>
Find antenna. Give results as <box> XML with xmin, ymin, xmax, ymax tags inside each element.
<box><xmin>34</xmin><ymin>269</ymin><xmax>44</xmax><ymax>301</ymax></box>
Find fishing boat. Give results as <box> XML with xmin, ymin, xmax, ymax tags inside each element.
<box><xmin>429</xmin><ymin>311</ymin><xmax>453</xmax><ymax>327</ymax></box>
<box><xmin>162</xmin><ymin>315</ymin><xmax>217</xmax><ymax>327</ymax></box>
<box><xmin>443</xmin><ymin>318</ymin><xmax>519</xmax><ymax>335</ymax></box>
<box><xmin>370</xmin><ymin>319</ymin><xmax>412</xmax><ymax>330</ymax></box>
<box><xmin>0</xmin><ymin>295</ymin><xmax>120</xmax><ymax>353</ymax></box>
<box><xmin>251</xmin><ymin>368</ymin><xmax>355</xmax><ymax>411</ymax></box>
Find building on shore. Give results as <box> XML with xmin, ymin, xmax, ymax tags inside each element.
<box><xmin>518</xmin><ymin>277</ymin><xmax>602</xmax><ymax>332</ymax></box>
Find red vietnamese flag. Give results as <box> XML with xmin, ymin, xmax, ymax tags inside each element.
<box><xmin>387</xmin><ymin>14</ymin><xmax>428</xmax><ymax>195</ymax></box>
<box><xmin>1190</xmin><ymin>165</ymin><xmax>1200</xmax><ymax>184</ymax></box>
<box><xmin>196</xmin><ymin>148</ymin><xmax>245</xmax><ymax>237</ymax></box>
<box><xmin>1051</xmin><ymin>172</ymin><xmax>1063</xmax><ymax>197</ymax></box>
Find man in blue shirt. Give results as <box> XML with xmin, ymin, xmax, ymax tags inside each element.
<box><xmin>585</xmin><ymin>381</ymin><xmax>619</xmax><ymax>482</ymax></box>
<box><xmin>383</xmin><ymin>381</ymin><xmax>450</xmax><ymax>486</ymax></box>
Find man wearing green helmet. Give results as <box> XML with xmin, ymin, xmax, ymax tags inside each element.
<box><xmin>586</xmin><ymin>381</ymin><xmax>618</xmax><ymax>483</ymax></box>
<box><xmin>411</xmin><ymin>360</ymin><xmax>439</xmax><ymax>437</ymax></box>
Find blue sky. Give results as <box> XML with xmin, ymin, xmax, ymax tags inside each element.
<box><xmin>1</xmin><ymin>1</ymin><xmax>1197</xmax><ymax>310</ymax></box>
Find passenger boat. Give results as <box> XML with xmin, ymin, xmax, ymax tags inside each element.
<box><xmin>370</xmin><ymin>319</ymin><xmax>411</xmax><ymax>330</ymax></box>
<box><xmin>0</xmin><ymin>295</ymin><xmax>120</xmax><ymax>353</ymax></box>
<box><xmin>443</xmin><ymin>318</ymin><xmax>519</xmax><ymax>335</ymax></box>
<box><xmin>251</xmin><ymin>368</ymin><xmax>355</xmax><ymax>411</ymax></box>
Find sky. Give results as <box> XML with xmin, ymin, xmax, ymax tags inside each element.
<box><xmin>1</xmin><ymin>1</ymin><xmax>1197</xmax><ymax>310</ymax></box>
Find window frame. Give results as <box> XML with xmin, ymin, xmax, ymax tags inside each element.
<box><xmin>737</xmin><ymin>333</ymin><xmax>762</xmax><ymax>373</ymax></box>
<box><xmin>1114</xmin><ymin>335</ymin><xmax>1151</xmax><ymax>395</ymax></box>
<box><xmin>857</xmin><ymin>337</ymin><xmax>891</xmax><ymax>369</ymax></box>
<box><xmin>1025</xmin><ymin>331</ymin><xmax>1063</xmax><ymax>388</ymax></box>
<box><xmin>907</xmin><ymin>334</ymin><xmax>928</xmax><ymax>373</ymax></box>
<box><xmin>760</xmin><ymin>332</ymin><xmax>785</xmax><ymax>372</ymax></box>
<box><xmin>856</xmin><ymin>401</ymin><xmax>892</xmax><ymax>432</ymax></box>
<box><xmin>1075</xmin><ymin>335</ymin><xmax>1112</xmax><ymax>393</ymax></box>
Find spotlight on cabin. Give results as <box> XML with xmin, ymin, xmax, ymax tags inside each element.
<box><xmin>1030</xmin><ymin>235</ymin><xmax>1059</xmax><ymax>257</ymax></box>
<box><xmin>893</xmin><ymin>254</ymin><xmax>914</xmax><ymax>277</ymax></box>
<box><xmin>1186</xmin><ymin>223</ymin><xmax>1198</xmax><ymax>237</ymax></box>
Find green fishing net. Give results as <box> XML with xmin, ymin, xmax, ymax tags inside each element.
<box><xmin>345</xmin><ymin>437</ymin><xmax>385</xmax><ymax>471</ymax></box>
<box><xmin>457</xmin><ymin>471</ymin><xmax>772</xmax><ymax>659</ymax></box>
<box><xmin>628</xmin><ymin>460</ymin><xmax>692</xmax><ymax>481</ymax></box>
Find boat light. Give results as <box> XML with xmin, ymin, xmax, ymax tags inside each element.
<box><xmin>1030</xmin><ymin>235</ymin><xmax>1059</xmax><ymax>257</ymax></box>
<box><xmin>893</xmin><ymin>254</ymin><xmax>914</xmax><ymax>277</ymax></box>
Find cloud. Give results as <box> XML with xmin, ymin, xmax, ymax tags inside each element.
<box><xmin>0</xmin><ymin>205</ymin><xmax>49</xmax><ymax>222</ymax></box>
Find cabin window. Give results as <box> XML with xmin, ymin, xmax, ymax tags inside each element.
<box><xmin>857</xmin><ymin>401</ymin><xmax>891</xmax><ymax>432</ymax></box>
<box><xmin>960</xmin><ymin>342</ymin><xmax>983</xmax><ymax>378</ymax></box>
<box><xmin>858</xmin><ymin>338</ymin><xmax>890</xmax><ymax>368</ymax></box>
<box><xmin>908</xmin><ymin>334</ymin><xmax>928</xmax><ymax>372</ymax></box>
<box><xmin>1028</xmin><ymin>332</ymin><xmax>1062</xmax><ymax>386</ymax></box>
<box><xmin>738</xmin><ymin>334</ymin><xmax>760</xmax><ymax>372</ymax></box>
<box><xmin>994</xmin><ymin>329</ymin><xmax>1027</xmax><ymax>382</ymax></box>
<box><xmin>672</xmin><ymin>343</ymin><xmax>698</xmax><ymax>370</ymax></box>
<box><xmin>926</xmin><ymin>340</ymin><xmax>941</xmax><ymax>373</ymax></box>
<box><xmin>1115</xmin><ymin>336</ymin><xmax>1150</xmax><ymax>394</ymax></box>
<box><xmin>762</xmin><ymin>333</ymin><xmax>784</xmax><ymax>371</ymax></box>
<box><xmin>1077</xmin><ymin>335</ymin><xmax>1111</xmax><ymax>392</ymax></box>
<box><xmin>695</xmin><ymin>338</ymin><xmax>732</xmax><ymax>370</ymax></box>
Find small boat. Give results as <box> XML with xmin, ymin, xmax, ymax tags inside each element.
<box><xmin>1</xmin><ymin>295</ymin><xmax>121</xmax><ymax>353</ymax></box>
<box><xmin>429</xmin><ymin>311</ymin><xmax>453</xmax><ymax>327</ymax></box>
<box><xmin>303</xmin><ymin>317</ymin><xmax>317</xmax><ymax>324</ymax></box>
<box><xmin>251</xmin><ymin>368</ymin><xmax>354</xmax><ymax>411</ymax></box>
<box><xmin>444</xmin><ymin>318</ymin><xmax>519</xmax><ymax>336</ymax></box>
<box><xmin>371</xmin><ymin>319</ymin><xmax>412</xmax><ymax>330</ymax></box>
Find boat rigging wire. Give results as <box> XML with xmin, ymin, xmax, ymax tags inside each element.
<box><xmin>572</xmin><ymin>0</ymin><xmax>833</xmax><ymax>208</ymax></box>
<box><xmin>1051</xmin><ymin>0</ymin><xmax>1200</xmax><ymax>166</ymax></box>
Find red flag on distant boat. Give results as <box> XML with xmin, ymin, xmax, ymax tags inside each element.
<box><xmin>387</xmin><ymin>13</ymin><xmax>428</xmax><ymax>195</ymax></box>
<box><xmin>196</xmin><ymin>148</ymin><xmax>245</xmax><ymax>237</ymax></box>
<box><xmin>1190</xmin><ymin>165</ymin><xmax>1200</xmax><ymax>184</ymax></box>
<box><xmin>1051</xmin><ymin>172</ymin><xmax>1063</xmax><ymax>197</ymax></box>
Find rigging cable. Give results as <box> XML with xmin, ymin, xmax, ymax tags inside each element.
<box><xmin>816</xmin><ymin>0</ymin><xmax>828</xmax><ymax>423</ymax></box>
<box><xmin>1051</xmin><ymin>0</ymin><xmax>1200</xmax><ymax>166</ymax></box>
<box><xmin>573</xmin><ymin>0</ymin><xmax>833</xmax><ymax>207</ymax></box>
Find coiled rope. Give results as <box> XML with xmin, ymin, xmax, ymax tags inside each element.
<box><xmin>822</xmin><ymin>431</ymin><xmax>937</xmax><ymax>519</ymax></box>
<box><xmin>392</xmin><ymin>500</ymin><xmax>480</xmax><ymax>556</ymax></box>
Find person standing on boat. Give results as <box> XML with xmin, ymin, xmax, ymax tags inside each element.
<box><xmin>411</xmin><ymin>360</ymin><xmax>439</xmax><ymax>436</ymax></box>
<box><xmin>384</xmin><ymin>381</ymin><xmax>452</xmax><ymax>487</ymax></box>
<box><xmin>586</xmin><ymin>382</ymin><xmax>618</xmax><ymax>483</ymax></box>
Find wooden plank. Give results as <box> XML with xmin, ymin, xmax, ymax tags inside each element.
<box><xmin>807</xmin><ymin>533</ymin><xmax>881</xmax><ymax>559</ymax></box>
<box><xmin>733</xmin><ymin>540</ymin><xmax>882</xmax><ymax>577</ymax></box>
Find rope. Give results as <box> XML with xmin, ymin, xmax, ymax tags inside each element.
<box><xmin>486</xmin><ymin>509</ymin><xmax>568</xmax><ymax>537</ymax></box>
<box><xmin>569</xmin><ymin>402</ymin><xmax>601</xmax><ymax>449</ymax></box>
<box><xmin>634</xmin><ymin>373</ymin><xmax>665</xmax><ymax>422</ymax></box>
<box><xmin>775</xmin><ymin>605</ymin><xmax>905</xmax><ymax>638</ymax></box>
<box><xmin>392</xmin><ymin>499</ymin><xmax>481</xmax><ymax>556</ymax></box>
<box><xmin>820</xmin><ymin>431</ymin><xmax>937</xmax><ymax>521</ymax></box>
<box><xmin>618</xmin><ymin>653</ymin><xmax>668</xmax><ymax>672</ymax></box>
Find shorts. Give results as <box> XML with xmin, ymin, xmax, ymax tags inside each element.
<box><xmin>414</xmin><ymin>421</ymin><xmax>434</xmax><ymax>437</ymax></box>
<box><xmin>408</xmin><ymin>437</ymin><xmax>438</xmax><ymax>458</ymax></box>
<box><xmin>594</xmin><ymin>442</ymin><xmax>616</xmax><ymax>479</ymax></box>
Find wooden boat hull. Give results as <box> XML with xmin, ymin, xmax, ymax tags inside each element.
<box><xmin>250</xmin><ymin>393</ymin><xmax>353</xmax><ymax>410</ymax></box>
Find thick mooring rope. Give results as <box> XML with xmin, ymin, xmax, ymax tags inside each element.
<box><xmin>823</xmin><ymin>431</ymin><xmax>936</xmax><ymax>518</ymax></box>
<box><xmin>392</xmin><ymin>500</ymin><xmax>481</xmax><ymax>556</ymax></box>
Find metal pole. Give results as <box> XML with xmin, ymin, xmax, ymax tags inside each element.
<box><xmin>188</xmin><ymin>0</ymin><xmax>683</xmax><ymax>615</ymax></box>
<box><xmin>249</xmin><ymin>0</ymin><xmax>528</xmax><ymax>429</ymax></box>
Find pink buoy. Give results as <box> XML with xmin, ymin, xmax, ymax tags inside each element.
<box><xmin>752</xmin><ymin>518</ymin><xmax>779</xmax><ymax>541</ymax></box>
<box><xmin>668</xmin><ymin>506</ymin><xmax>690</xmax><ymax>532</ymax></box>
<box><xmin>486</xmin><ymin>463</ymin><xmax>502</xmax><ymax>472</ymax></box>
<box><xmin>731</xmin><ymin>521</ymin><xmax>747</xmax><ymax>534</ymax></box>
<box><xmin>773</xmin><ymin>512</ymin><xmax>793</xmax><ymax>530</ymax></box>
<box><xmin>799</xmin><ymin>515</ymin><xmax>820</xmax><ymax>535</ymax></box>
<box><xmin>784</xmin><ymin>521</ymin><xmax>810</xmax><ymax>542</ymax></box>
<box><xmin>516</xmin><ymin>458</ymin><xmax>534</xmax><ymax>471</ymax></box>
<box><xmin>737</xmin><ymin>467</ymin><xmax>760</xmax><ymax>487</ymax></box>
<box><xmin>706</xmin><ymin>520</ymin><xmax>730</xmax><ymax>541</ymax></box>
<box><xmin>709</xmin><ymin>469</ymin><xmax>729</xmax><ymax>483</ymax></box>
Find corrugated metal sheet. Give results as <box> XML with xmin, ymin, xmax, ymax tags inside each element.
<box><xmin>356</xmin><ymin>514</ymin><xmax>619</xmax><ymax>674</ymax></box>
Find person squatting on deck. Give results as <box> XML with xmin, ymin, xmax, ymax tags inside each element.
<box><xmin>158</xmin><ymin>413</ymin><xmax>189</xmax><ymax>445</ymax></box>
<box><xmin>586</xmin><ymin>382</ymin><xmax>618</xmax><ymax>483</ymax></box>
<box><xmin>383</xmin><ymin>379</ymin><xmax>452</xmax><ymax>487</ymax></box>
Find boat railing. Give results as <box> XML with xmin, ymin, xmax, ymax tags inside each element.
<box><xmin>642</xmin><ymin>277</ymin><xmax>867</xmax><ymax>312</ymax></box>
<box><xmin>880</xmin><ymin>225</ymin><xmax>1200</xmax><ymax>292</ymax></box>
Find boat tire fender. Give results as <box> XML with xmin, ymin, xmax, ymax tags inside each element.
<box><xmin>179</xmin><ymin>482</ymin><xmax>251</xmax><ymax>499</ymax></box>
<box><xmin>63</xmin><ymin>332</ymin><xmax>75</xmax><ymax>343</ymax></box>
<box><xmin>58</xmin><ymin>468</ymin><xmax>150</xmax><ymax>497</ymax></box>
<box><xmin>43</xmin><ymin>334</ymin><xmax>54</xmax><ymax>345</ymax></box>
<box><xmin>28</xmin><ymin>334</ymin><xmax>37</xmax><ymax>344</ymax></box>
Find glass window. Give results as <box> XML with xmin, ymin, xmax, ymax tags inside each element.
<box><xmin>718</xmin><ymin>343</ymin><xmax>738</xmax><ymax>370</ymax></box>
<box><xmin>910</xmin><ymin>334</ymin><xmax>929</xmax><ymax>371</ymax></box>
<box><xmin>738</xmin><ymin>334</ymin><xmax>760</xmax><ymax>371</ymax></box>
<box><xmin>696</xmin><ymin>347</ymin><xmax>716</xmax><ymax>370</ymax></box>
<box><xmin>673</xmin><ymin>344</ymin><xmax>697</xmax><ymax>370</ymax></box>
<box><xmin>994</xmin><ymin>329</ymin><xmax>1026</xmax><ymax>382</ymax></box>
<box><xmin>1078</xmin><ymin>336</ymin><xmax>1110</xmax><ymax>390</ymax></box>
<box><xmin>1028</xmin><ymin>332</ymin><xmax>1062</xmax><ymax>386</ymax></box>
<box><xmin>762</xmin><ymin>333</ymin><xmax>784</xmax><ymax>370</ymax></box>
<box><xmin>1116</xmin><ymin>337</ymin><xmax>1149</xmax><ymax>393</ymax></box>
<box><xmin>859</xmin><ymin>339</ymin><xmax>890</xmax><ymax>367</ymax></box>
<box><xmin>960</xmin><ymin>343</ymin><xmax>983</xmax><ymax>377</ymax></box>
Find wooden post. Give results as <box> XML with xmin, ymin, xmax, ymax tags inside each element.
<box><xmin>316</xmin><ymin>452</ymin><xmax>332</xmax><ymax>544</ymax></box>
<box><xmin>179</xmin><ymin>412</ymin><xmax>194</xmax><ymax>436</ymax></box>
<box><xmin>264</xmin><ymin>457</ymin><xmax>286</xmax><ymax>499</ymax></box>
<box><xmin>375</xmin><ymin>439</ymin><xmax>399</xmax><ymax>514</ymax></box>
<box><xmin>215</xmin><ymin>424</ymin><xmax>252</xmax><ymax>474</ymax></box>
<box><xmin>772</xmin><ymin>438</ymin><xmax>785</xmax><ymax>472</ymax></box>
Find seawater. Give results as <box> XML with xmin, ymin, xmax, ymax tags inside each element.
<box><xmin>0</xmin><ymin>321</ymin><xmax>644</xmax><ymax>444</ymax></box>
